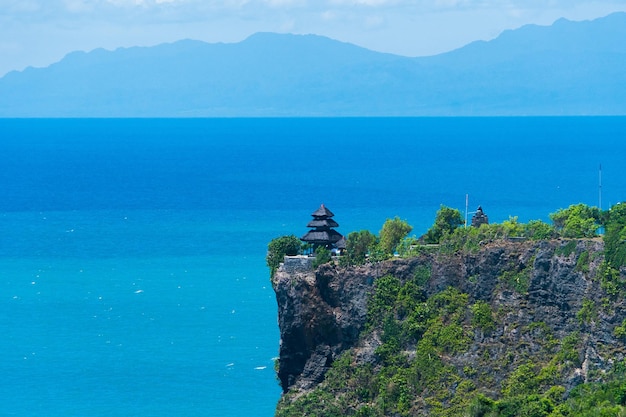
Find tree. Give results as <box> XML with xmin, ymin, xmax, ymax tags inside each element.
<box><xmin>378</xmin><ymin>217</ymin><xmax>413</xmax><ymax>256</ymax></box>
<box><xmin>603</xmin><ymin>202</ymin><xmax>626</xmax><ymax>267</ymax></box>
<box><xmin>550</xmin><ymin>203</ymin><xmax>601</xmax><ymax>238</ymax></box>
<box><xmin>312</xmin><ymin>246</ymin><xmax>332</xmax><ymax>268</ymax></box>
<box><xmin>266</xmin><ymin>235</ymin><xmax>301</xmax><ymax>277</ymax></box>
<box><xmin>525</xmin><ymin>219</ymin><xmax>555</xmax><ymax>240</ymax></box>
<box><xmin>424</xmin><ymin>205</ymin><xmax>464</xmax><ymax>244</ymax></box>
<box><xmin>342</xmin><ymin>230</ymin><xmax>377</xmax><ymax>265</ymax></box>
<box><xmin>501</xmin><ymin>216</ymin><xmax>525</xmax><ymax>238</ymax></box>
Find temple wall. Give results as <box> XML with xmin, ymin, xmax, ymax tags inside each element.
<box><xmin>282</xmin><ymin>256</ymin><xmax>314</xmax><ymax>274</ymax></box>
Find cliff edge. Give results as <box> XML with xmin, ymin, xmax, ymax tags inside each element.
<box><xmin>272</xmin><ymin>238</ymin><xmax>626</xmax><ymax>416</ymax></box>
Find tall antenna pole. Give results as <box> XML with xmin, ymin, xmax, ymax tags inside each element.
<box><xmin>465</xmin><ymin>194</ymin><xmax>469</xmax><ymax>228</ymax></box>
<box><xmin>599</xmin><ymin>163</ymin><xmax>602</xmax><ymax>211</ymax></box>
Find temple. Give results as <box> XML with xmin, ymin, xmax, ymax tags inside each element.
<box><xmin>471</xmin><ymin>206</ymin><xmax>489</xmax><ymax>228</ymax></box>
<box><xmin>301</xmin><ymin>204</ymin><xmax>344</xmax><ymax>250</ymax></box>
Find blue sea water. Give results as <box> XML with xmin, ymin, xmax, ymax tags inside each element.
<box><xmin>0</xmin><ymin>117</ymin><xmax>625</xmax><ymax>416</ymax></box>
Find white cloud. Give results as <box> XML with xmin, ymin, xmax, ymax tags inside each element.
<box><xmin>263</xmin><ymin>0</ymin><xmax>306</xmax><ymax>7</ymax></box>
<box><xmin>63</xmin><ymin>0</ymin><xmax>95</xmax><ymax>13</ymax></box>
<box><xmin>328</xmin><ymin>0</ymin><xmax>400</xmax><ymax>6</ymax></box>
<box><xmin>0</xmin><ymin>1</ymin><xmax>41</xmax><ymax>13</ymax></box>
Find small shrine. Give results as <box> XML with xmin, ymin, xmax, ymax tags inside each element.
<box><xmin>471</xmin><ymin>206</ymin><xmax>489</xmax><ymax>228</ymax></box>
<box><xmin>301</xmin><ymin>204</ymin><xmax>344</xmax><ymax>249</ymax></box>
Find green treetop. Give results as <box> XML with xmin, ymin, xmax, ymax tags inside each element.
<box><xmin>424</xmin><ymin>205</ymin><xmax>464</xmax><ymax>244</ymax></box>
<box><xmin>550</xmin><ymin>203</ymin><xmax>601</xmax><ymax>238</ymax></box>
<box><xmin>266</xmin><ymin>235</ymin><xmax>301</xmax><ymax>277</ymax></box>
<box><xmin>378</xmin><ymin>217</ymin><xmax>413</xmax><ymax>257</ymax></box>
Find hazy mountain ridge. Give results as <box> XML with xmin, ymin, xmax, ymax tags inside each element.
<box><xmin>1</xmin><ymin>12</ymin><xmax>624</xmax><ymax>116</ymax></box>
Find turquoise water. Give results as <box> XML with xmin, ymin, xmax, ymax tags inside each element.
<box><xmin>1</xmin><ymin>117</ymin><xmax>625</xmax><ymax>416</ymax></box>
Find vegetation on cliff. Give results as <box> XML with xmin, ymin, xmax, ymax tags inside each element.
<box><xmin>266</xmin><ymin>234</ymin><xmax>301</xmax><ymax>277</ymax></box>
<box><xmin>272</xmin><ymin>202</ymin><xmax>626</xmax><ymax>417</ymax></box>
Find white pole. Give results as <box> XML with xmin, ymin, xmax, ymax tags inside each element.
<box><xmin>465</xmin><ymin>194</ymin><xmax>469</xmax><ymax>228</ymax></box>
<box><xmin>599</xmin><ymin>163</ymin><xmax>602</xmax><ymax>211</ymax></box>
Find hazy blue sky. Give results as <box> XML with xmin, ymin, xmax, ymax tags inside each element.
<box><xmin>1</xmin><ymin>0</ymin><xmax>626</xmax><ymax>77</ymax></box>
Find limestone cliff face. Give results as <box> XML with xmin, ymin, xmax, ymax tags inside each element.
<box><xmin>272</xmin><ymin>256</ymin><xmax>423</xmax><ymax>391</ymax></box>
<box><xmin>271</xmin><ymin>239</ymin><xmax>626</xmax><ymax>400</ymax></box>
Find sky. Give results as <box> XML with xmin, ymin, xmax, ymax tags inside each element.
<box><xmin>1</xmin><ymin>0</ymin><xmax>626</xmax><ymax>77</ymax></box>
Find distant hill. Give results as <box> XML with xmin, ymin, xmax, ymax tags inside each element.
<box><xmin>1</xmin><ymin>12</ymin><xmax>625</xmax><ymax>117</ymax></box>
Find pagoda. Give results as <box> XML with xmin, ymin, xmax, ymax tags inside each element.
<box><xmin>301</xmin><ymin>204</ymin><xmax>344</xmax><ymax>249</ymax></box>
<box><xmin>471</xmin><ymin>206</ymin><xmax>489</xmax><ymax>228</ymax></box>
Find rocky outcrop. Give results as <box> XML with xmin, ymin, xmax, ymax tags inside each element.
<box><xmin>272</xmin><ymin>256</ymin><xmax>424</xmax><ymax>391</ymax></box>
<box><xmin>272</xmin><ymin>238</ymin><xmax>626</xmax><ymax>399</ymax></box>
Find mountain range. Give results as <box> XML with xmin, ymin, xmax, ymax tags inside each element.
<box><xmin>1</xmin><ymin>12</ymin><xmax>625</xmax><ymax>117</ymax></box>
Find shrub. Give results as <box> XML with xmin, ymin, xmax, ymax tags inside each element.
<box><xmin>603</xmin><ymin>202</ymin><xmax>626</xmax><ymax>268</ymax></box>
<box><xmin>379</xmin><ymin>217</ymin><xmax>413</xmax><ymax>257</ymax></box>
<box><xmin>342</xmin><ymin>230</ymin><xmax>377</xmax><ymax>265</ymax></box>
<box><xmin>525</xmin><ymin>220</ymin><xmax>556</xmax><ymax>240</ymax></box>
<box><xmin>550</xmin><ymin>203</ymin><xmax>601</xmax><ymax>238</ymax></box>
<box><xmin>501</xmin><ymin>216</ymin><xmax>525</xmax><ymax>238</ymax></box>
<box><xmin>266</xmin><ymin>235</ymin><xmax>301</xmax><ymax>277</ymax></box>
<box><xmin>499</xmin><ymin>268</ymin><xmax>531</xmax><ymax>294</ymax></box>
<box><xmin>471</xmin><ymin>300</ymin><xmax>496</xmax><ymax>332</ymax></box>
<box><xmin>424</xmin><ymin>205</ymin><xmax>464</xmax><ymax>244</ymax></box>
<box><xmin>577</xmin><ymin>299</ymin><xmax>597</xmax><ymax>325</ymax></box>
<box><xmin>312</xmin><ymin>245</ymin><xmax>332</xmax><ymax>268</ymax></box>
<box><xmin>576</xmin><ymin>250</ymin><xmax>590</xmax><ymax>273</ymax></box>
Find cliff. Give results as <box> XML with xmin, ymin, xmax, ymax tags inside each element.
<box><xmin>271</xmin><ymin>238</ymin><xmax>626</xmax><ymax>416</ymax></box>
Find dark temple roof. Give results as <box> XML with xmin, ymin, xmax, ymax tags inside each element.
<box><xmin>306</xmin><ymin>218</ymin><xmax>339</xmax><ymax>228</ymax></box>
<box><xmin>301</xmin><ymin>203</ymin><xmax>343</xmax><ymax>246</ymax></box>
<box><xmin>311</xmin><ymin>204</ymin><xmax>335</xmax><ymax>218</ymax></box>
<box><xmin>301</xmin><ymin>229</ymin><xmax>343</xmax><ymax>245</ymax></box>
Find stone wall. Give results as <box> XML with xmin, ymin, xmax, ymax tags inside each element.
<box><xmin>281</xmin><ymin>255</ymin><xmax>314</xmax><ymax>274</ymax></box>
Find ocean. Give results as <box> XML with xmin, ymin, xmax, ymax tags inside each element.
<box><xmin>0</xmin><ymin>117</ymin><xmax>625</xmax><ymax>416</ymax></box>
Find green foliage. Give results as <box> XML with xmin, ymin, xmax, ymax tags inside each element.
<box><xmin>502</xmin><ymin>216</ymin><xmax>526</xmax><ymax>238</ymax></box>
<box><xmin>555</xmin><ymin>240</ymin><xmax>577</xmax><ymax>257</ymax></box>
<box><xmin>614</xmin><ymin>319</ymin><xmax>626</xmax><ymax>340</ymax></box>
<box><xmin>341</xmin><ymin>229</ymin><xmax>377</xmax><ymax>266</ymax></box>
<box><xmin>550</xmin><ymin>204</ymin><xmax>601</xmax><ymax>238</ymax></box>
<box><xmin>467</xmin><ymin>394</ymin><xmax>495</xmax><ymax>417</ymax></box>
<box><xmin>425</xmin><ymin>205</ymin><xmax>464</xmax><ymax>244</ymax></box>
<box><xmin>604</xmin><ymin>202</ymin><xmax>626</xmax><ymax>268</ymax></box>
<box><xmin>426</xmin><ymin>318</ymin><xmax>470</xmax><ymax>354</ymax></box>
<box><xmin>363</xmin><ymin>278</ymin><xmax>474</xmax><ymax>414</ymax></box>
<box><xmin>367</xmin><ymin>274</ymin><xmax>403</xmax><ymax>329</ymax></box>
<box><xmin>576</xmin><ymin>250</ymin><xmax>590</xmax><ymax>273</ymax></box>
<box><xmin>275</xmin><ymin>388</ymin><xmax>344</xmax><ymax>417</ymax></box>
<box><xmin>502</xmin><ymin>362</ymin><xmax>542</xmax><ymax>397</ymax></box>
<box><xmin>577</xmin><ymin>299</ymin><xmax>597</xmax><ymax>325</ymax></box>
<box><xmin>396</xmin><ymin>236</ymin><xmax>421</xmax><ymax>258</ymax></box>
<box><xmin>312</xmin><ymin>245</ymin><xmax>332</xmax><ymax>268</ymax></box>
<box><xmin>436</xmin><ymin>219</ymin><xmax>548</xmax><ymax>255</ymax></box>
<box><xmin>471</xmin><ymin>300</ymin><xmax>496</xmax><ymax>332</ymax></box>
<box><xmin>266</xmin><ymin>235</ymin><xmax>301</xmax><ymax>277</ymax></box>
<box><xmin>368</xmin><ymin>243</ymin><xmax>390</xmax><ymax>263</ymax></box>
<box><xmin>525</xmin><ymin>220</ymin><xmax>556</xmax><ymax>240</ymax></box>
<box><xmin>277</xmin><ymin>253</ymin><xmax>626</xmax><ymax>417</ymax></box>
<box><xmin>276</xmin><ymin>204</ymin><xmax>626</xmax><ymax>417</ymax></box>
<box><xmin>555</xmin><ymin>333</ymin><xmax>582</xmax><ymax>367</ymax></box>
<box><xmin>414</xmin><ymin>264</ymin><xmax>432</xmax><ymax>287</ymax></box>
<box><xmin>561</xmin><ymin>371</ymin><xmax>626</xmax><ymax>416</ymax></box>
<box><xmin>460</xmin><ymin>331</ymin><xmax>593</xmax><ymax>417</ymax></box>
<box><xmin>439</xmin><ymin>218</ymin><xmax>527</xmax><ymax>251</ymax></box>
<box><xmin>598</xmin><ymin>262</ymin><xmax>626</xmax><ymax>297</ymax></box>
<box><xmin>378</xmin><ymin>217</ymin><xmax>413</xmax><ymax>257</ymax></box>
<box><xmin>499</xmin><ymin>268</ymin><xmax>531</xmax><ymax>294</ymax></box>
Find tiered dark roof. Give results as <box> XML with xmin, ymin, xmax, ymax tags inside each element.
<box><xmin>471</xmin><ymin>206</ymin><xmax>489</xmax><ymax>227</ymax></box>
<box><xmin>301</xmin><ymin>204</ymin><xmax>344</xmax><ymax>248</ymax></box>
